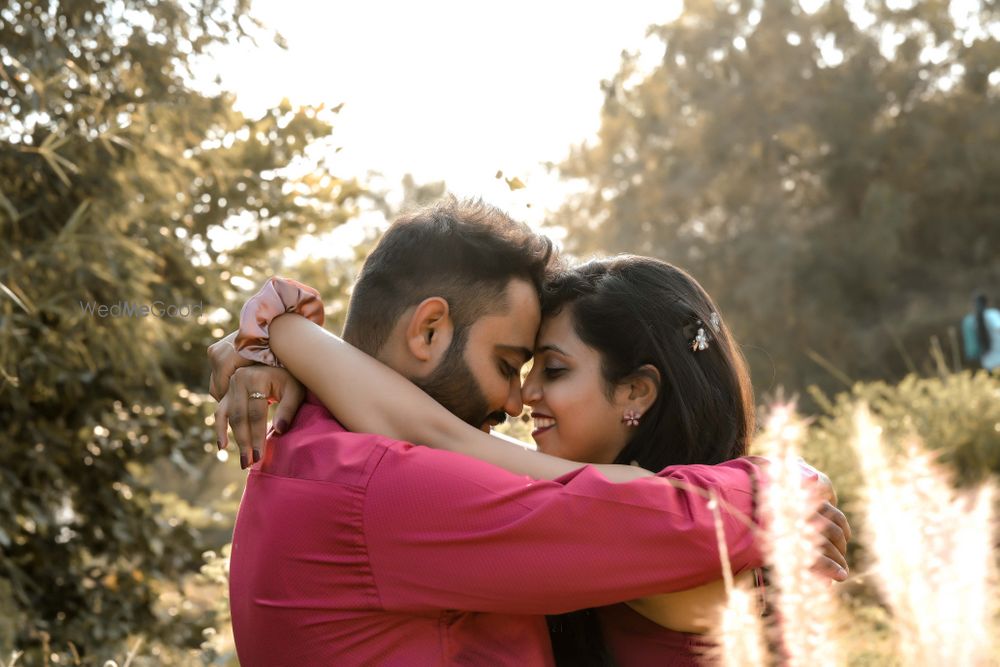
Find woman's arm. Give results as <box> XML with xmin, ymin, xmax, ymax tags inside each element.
<box><xmin>625</xmin><ymin>570</ymin><xmax>757</xmax><ymax>633</ymax></box>
<box><xmin>269</xmin><ymin>314</ymin><xmax>653</xmax><ymax>483</ymax></box>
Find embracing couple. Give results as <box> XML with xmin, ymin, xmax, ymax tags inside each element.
<box><xmin>207</xmin><ymin>197</ymin><xmax>851</xmax><ymax>666</ymax></box>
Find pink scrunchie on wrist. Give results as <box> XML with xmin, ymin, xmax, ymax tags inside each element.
<box><xmin>235</xmin><ymin>276</ymin><xmax>326</xmax><ymax>367</ymax></box>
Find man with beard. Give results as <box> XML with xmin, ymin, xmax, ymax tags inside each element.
<box><xmin>208</xmin><ymin>197</ymin><xmax>849</xmax><ymax>666</ymax></box>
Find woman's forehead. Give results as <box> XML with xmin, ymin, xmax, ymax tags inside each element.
<box><xmin>535</xmin><ymin>310</ymin><xmax>581</xmax><ymax>351</ymax></box>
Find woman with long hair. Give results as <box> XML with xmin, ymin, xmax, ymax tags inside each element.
<box><xmin>524</xmin><ymin>256</ymin><xmax>756</xmax><ymax>666</ymax></box>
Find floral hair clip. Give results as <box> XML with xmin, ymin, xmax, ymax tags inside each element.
<box><xmin>689</xmin><ymin>312</ymin><xmax>720</xmax><ymax>352</ymax></box>
<box><xmin>691</xmin><ymin>326</ymin><xmax>710</xmax><ymax>352</ymax></box>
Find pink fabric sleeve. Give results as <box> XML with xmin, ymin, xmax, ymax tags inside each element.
<box><xmin>363</xmin><ymin>445</ymin><xmax>765</xmax><ymax>615</ymax></box>
<box><xmin>235</xmin><ymin>276</ymin><xmax>326</xmax><ymax>367</ymax></box>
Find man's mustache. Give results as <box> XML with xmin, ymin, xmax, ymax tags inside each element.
<box><xmin>483</xmin><ymin>411</ymin><xmax>508</xmax><ymax>428</ymax></box>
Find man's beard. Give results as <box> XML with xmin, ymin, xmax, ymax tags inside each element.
<box><xmin>413</xmin><ymin>332</ymin><xmax>507</xmax><ymax>430</ymax></box>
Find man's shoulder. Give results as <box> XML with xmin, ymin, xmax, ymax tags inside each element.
<box><xmin>257</xmin><ymin>400</ymin><xmax>412</xmax><ymax>487</ymax></box>
<box><xmin>265</xmin><ymin>394</ymin><xmax>541</xmax><ymax>494</ymax></box>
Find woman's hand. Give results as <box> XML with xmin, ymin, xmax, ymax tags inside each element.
<box><xmin>207</xmin><ymin>330</ymin><xmax>254</xmax><ymax>400</ymax></box>
<box><xmin>213</xmin><ymin>365</ymin><xmax>306</xmax><ymax>468</ymax></box>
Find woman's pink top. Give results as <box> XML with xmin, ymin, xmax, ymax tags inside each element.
<box><xmin>598</xmin><ymin>602</ymin><xmax>717</xmax><ymax>666</ymax></box>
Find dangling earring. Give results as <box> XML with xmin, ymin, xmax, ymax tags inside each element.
<box><xmin>622</xmin><ymin>409</ymin><xmax>641</xmax><ymax>427</ymax></box>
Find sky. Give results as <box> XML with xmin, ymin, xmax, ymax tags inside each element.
<box><xmin>207</xmin><ymin>0</ymin><xmax>682</xmax><ymax>257</ymax></box>
<box><xmin>203</xmin><ymin>0</ymin><xmax>992</xmax><ymax>262</ymax></box>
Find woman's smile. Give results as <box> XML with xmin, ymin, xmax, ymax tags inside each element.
<box><xmin>530</xmin><ymin>412</ymin><xmax>557</xmax><ymax>438</ymax></box>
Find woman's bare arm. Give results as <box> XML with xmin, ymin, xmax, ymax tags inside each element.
<box><xmin>625</xmin><ymin>570</ymin><xmax>757</xmax><ymax>633</ymax></box>
<box><xmin>269</xmin><ymin>314</ymin><xmax>652</xmax><ymax>483</ymax></box>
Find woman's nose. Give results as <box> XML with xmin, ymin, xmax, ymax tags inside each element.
<box><xmin>521</xmin><ymin>368</ymin><xmax>541</xmax><ymax>404</ymax></box>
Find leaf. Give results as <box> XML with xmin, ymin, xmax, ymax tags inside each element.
<box><xmin>40</xmin><ymin>130</ymin><xmax>70</xmax><ymax>152</ymax></box>
<box><xmin>37</xmin><ymin>145</ymin><xmax>80</xmax><ymax>186</ymax></box>
<box><xmin>57</xmin><ymin>199</ymin><xmax>91</xmax><ymax>241</ymax></box>
<box><xmin>109</xmin><ymin>134</ymin><xmax>134</xmax><ymax>149</ymax></box>
<box><xmin>505</xmin><ymin>176</ymin><xmax>526</xmax><ymax>191</ymax></box>
<box><xmin>64</xmin><ymin>57</ymin><xmax>89</xmax><ymax>80</ymax></box>
<box><xmin>49</xmin><ymin>150</ymin><xmax>81</xmax><ymax>175</ymax></box>
<box><xmin>0</xmin><ymin>365</ymin><xmax>19</xmax><ymax>388</ymax></box>
<box><xmin>0</xmin><ymin>280</ymin><xmax>32</xmax><ymax>314</ymax></box>
<box><xmin>0</xmin><ymin>189</ymin><xmax>19</xmax><ymax>221</ymax></box>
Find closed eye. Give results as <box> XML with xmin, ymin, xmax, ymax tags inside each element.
<box><xmin>499</xmin><ymin>361</ymin><xmax>519</xmax><ymax>380</ymax></box>
<box><xmin>543</xmin><ymin>367</ymin><xmax>566</xmax><ymax>379</ymax></box>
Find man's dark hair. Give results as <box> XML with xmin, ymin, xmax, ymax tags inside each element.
<box><xmin>343</xmin><ymin>196</ymin><xmax>556</xmax><ymax>356</ymax></box>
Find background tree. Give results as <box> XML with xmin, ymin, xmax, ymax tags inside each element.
<box><xmin>0</xmin><ymin>0</ymin><xmax>361</xmax><ymax>662</ymax></box>
<box><xmin>554</xmin><ymin>0</ymin><xmax>1000</xmax><ymax>396</ymax></box>
<box><xmin>286</xmin><ymin>172</ymin><xmax>448</xmax><ymax>334</ymax></box>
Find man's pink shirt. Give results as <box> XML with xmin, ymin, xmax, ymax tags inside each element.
<box><xmin>229</xmin><ymin>395</ymin><xmax>763</xmax><ymax>666</ymax></box>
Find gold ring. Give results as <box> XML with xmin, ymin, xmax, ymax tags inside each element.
<box><xmin>248</xmin><ymin>391</ymin><xmax>266</xmax><ymax>400</ymax></box>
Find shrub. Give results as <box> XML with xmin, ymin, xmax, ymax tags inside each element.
<box><xmin>793</xmin><ymin>370</ymin><xmax>1000</xmax><ymax>542</ymax></box>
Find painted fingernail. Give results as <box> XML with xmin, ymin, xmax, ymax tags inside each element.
<box><xmin>217</xmin><ymin>439</ymin><xmax>223</xmax><ymax>451</ymax></box>
<box><xmin>252</xmin><ymin>448</ymin><xmax>261</xmax><ymax>464</ymax></box>
<box><xmin>240</xmin><ymin>452</ymin><xmax>248</xmax><ymax>469</ymax></box>
<box><xmin>274</xmin><ymin>419</ymin><xmax>288</xmax><ymax>434</ymax></box>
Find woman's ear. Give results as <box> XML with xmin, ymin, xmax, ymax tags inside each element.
<box><xmin>404</xmin><ymin>297</ymin><xmax>454</xmax><ymax>364</ymax></box>
<box><xmin>617</xmin><ymin>364</ymin><xmax>661</xmax><ymax>416</ymax></box>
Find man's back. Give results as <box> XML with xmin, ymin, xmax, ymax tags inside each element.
<box><xmin>229</xmin><ymin>395</ymin><xmax>554</xmax><ymax>666</ymax></box>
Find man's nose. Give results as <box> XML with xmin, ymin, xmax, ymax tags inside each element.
<box><xmin>503</xmin><ymin>383</ymin><xmax>524</xmax><ymax>417</ymax></box>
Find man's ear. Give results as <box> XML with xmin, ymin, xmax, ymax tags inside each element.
<box><xmin>404</xmin><ymin>297</ymin><xmax>454</xmax><ymax>365</ymax></box>
<box><xmin>616</xmin><ymin>364</ymin><xmax>661</xmax><ymax>416</ymax></box>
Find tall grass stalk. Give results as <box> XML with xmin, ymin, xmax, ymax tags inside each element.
<box><xmin>708</xmin><ymin>487</ymin><xmax>768</xmax><ymax>667</ymax></box>
<box><xmin>759</xmin><ymin>405</ymin><xmax>841</xmax><ymax>666</ymax></box>
<box><xmin>714</xmin><ymin>586</ymin><xmax>768</xmax><ymax>667</ymax></box>
<box><xmin>851</xmin><ymin>406</ymin><xmax>997</xmax><ymax>666</ymax></box>
<box><xmin>711</xmin><ymin>404</ymin><xmax>843</xmax><ymax>666</ymax></box>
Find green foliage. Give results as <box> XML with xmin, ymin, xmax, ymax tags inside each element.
<box><xmin>290</xmin><ymin>173</ymin><xmax>448</xmax><ymax>334</ymax></box>
<box><xmin>787</xmin><ymin>369</ymin><xmax>1000</xmax><ymax>663</ymax></box>
<box><xmin>789</xmin><ymin>369</ymin><xmax>1000</xmax><ymax>561</ymax></box>
<box><xmin>554</xmin><ymin>0</ymin><xmax>1000</xmax><ymax>396</ymax></box>
<box><xmin>0</xmin><ymin>0</ymin><xmax>360</xmax><ymax>661</ymax></box>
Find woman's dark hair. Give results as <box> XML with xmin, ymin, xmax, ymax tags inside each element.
<box><xmin>974</xmin><ymin>292</ymin><xmax>991</xmax><ymax>354</ymax></box>
<box><xmin>541</xmin><ymin>255</ymin><xmax>756</xmax><ymax>667</ymax></box>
